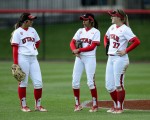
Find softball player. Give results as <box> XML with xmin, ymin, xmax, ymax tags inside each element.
<box><xmin>70</xmin><ymin>13</ymin><xmax>100</xmax><ymax>112</ymax></box>
<box><xmin>11</xmin><ymin>13</ymin><xmax>47</xmax><ymax>112</ymax></box>
<box><xmin>104</xmin><ymin>9</ymin><xmax>140</xmax><ymax>113</ymax></box>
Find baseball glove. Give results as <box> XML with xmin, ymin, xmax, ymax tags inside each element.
<box><xmin>75</xmin><ymin>40</ymin><xmax>83</xmax><ymax>49</ymax></box>
<box><xmin>106</xmin><ymin>41</ymin><xmax>110</xmax><ymax>56</ymax></box>
<box><xmin>11</xmin><ymin>64</ymin><xmax>26</xmax><ymax>82</ymax></box>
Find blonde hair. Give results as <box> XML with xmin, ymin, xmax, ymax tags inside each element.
<box><xmin>117</xmin><ymin>9</ymin><xmax>129</xmax><ymax>27</ymax></box>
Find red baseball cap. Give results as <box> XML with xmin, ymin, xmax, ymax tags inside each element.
<box><xmin>19</xmin><ymin>13</ymin><xmax>37</xmax><ymax>22</ymax></box>
<box><xmin>108</xmin><ymin>10</ymin><xmax>124</xmax><ymax>19</ymax></box>
<box><xmin>80</xmin><ymin>13</ymin><xmax>94</xmax><ymax>22</ymax></box>
<box><xmin>28</xmin><ymin>14</ymin><xmax>37</xmax><ymax>20</ymax></box>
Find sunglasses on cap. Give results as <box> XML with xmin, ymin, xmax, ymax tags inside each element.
<box><xmin>108</xmin><ymin>10</ymin><xmax>124</xmax><ymax>19</ymax></box>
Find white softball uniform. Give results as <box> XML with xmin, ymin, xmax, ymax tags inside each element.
<box><xmin>105</xmin><ymin>24</ymin><xmax>136</xmax><ymax>92</ymax></box>
<box><xmin>72</xmin><ymin>27</ymin><xmax>100</xmax><ymax>89</ymax></box>
<box><xmin>11</xmin><ymin>27</ymin><xmax>42</xmax><ymax>89</ymax></box>
<box><xmin>12</xmin><ymin>27</ymin><xmax>39</xmax><ymax>55</ymax></box>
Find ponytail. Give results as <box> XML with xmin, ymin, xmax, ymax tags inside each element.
<box><xmin>117</xmin><ymin>9</ymin><xmax>129</xmax><ymax>27</ymax></box>
<box><xmin>94</xmin><ymin>19</ymin><xmax>98</xmax><ymax>29</ymax></box>
<box><xmin>10</xmin><ymin>21</ymin><xmax>22</xmax><ymax>43</ymax></box>
<box><xmin>14</xmin><ymin>21</ymin><xmax>22</xmax><ymax>29</ymax></box>
<box><xmin>124</xmin><ymin>14</ymin><xmax>129</xmax><ymax>27</ymax></box>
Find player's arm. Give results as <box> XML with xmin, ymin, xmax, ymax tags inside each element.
<box><xmin>78</xmin><ymin>42</ymin><xmax>100</xmax><ymax>52</ymax></box>
<box><xmin>70</xmin><ymin>39</ymin><xmax>81</xmax><ymax>57</ymax></box>
<box><xmin>117</xmin><ymin>37</ymin><xmax>140</xmax><ymax>56</ymax></box>
<box><xmin>70</xmin><ymin>39</ymin><xmax>76</xmax><ymax>51</ymax></box>
<box><xmin>35</xmin><ymin>40</ymin><xmax>41</xmax><ymax>48</ymax></box>
<box><xmin>78</xmin><ymin>30</ymin><xmax>100</xmax><ymax>53</ymax></box>
<box><xmin>104</xmin><ymin>35</ymin><xmax>109</xmax><ymax>48</ymax></box>
<box><xmin>125</xmin><ymin>37</ymin><xmax>140</xmax><ymax>53</ymax></box>
<box><xmin>11</xmin><ymin>43</ymin><xmax>19</xmax><ymax>64</ymax></box>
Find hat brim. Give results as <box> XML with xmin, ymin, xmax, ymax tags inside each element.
<box><xmin>108</xmin><ymin>11</ymin><xmax>124</xmax><ymax>19</ymax></box>
<box><xmin>108</xmin><ymin>11</ymin><xmax>117</xmax><ymax>17</ymax></box>
<box><xmin>80</xmin><ymin>16</ymin><xmax>94</xmax><ymax>22</ymax></box>
<box><xmin>80</xmin><ymin>16</ymin><xmax>89</xmax><ymax>21</ymax></box>
<box><xmin>28</xmin><ymin>15</ymin><xmax>37</xmax><ymax>20</ymax></box>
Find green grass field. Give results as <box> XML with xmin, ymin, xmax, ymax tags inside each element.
<box><xmin>0</xmin><ymin>61</ymin><xmax>150</xmax><ymax>120</ymax></box>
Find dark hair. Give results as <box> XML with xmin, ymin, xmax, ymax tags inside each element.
<box><xmin>80</xmin><ymin>13</ymin><xmax>99</xmax><ymax>29</ymax></box>
<box><xmin>93</xmin><ymin>19</ymin><xmax>98</xmax><ymax>29</ymax></box>
<box><xmin>14</xmin><ymin>22</ymin><xmax>22</xmax><ymax>29</ymax></box>
<box><xmin>14</xmin><ymin>13</ymin><xmax>37</xmax><ymax>29</ymax></box>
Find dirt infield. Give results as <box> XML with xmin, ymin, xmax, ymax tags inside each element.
<box><xmin>84</xmin><ymin>100</ymin><xmax>150</xmax><ymax>110</ymax></box>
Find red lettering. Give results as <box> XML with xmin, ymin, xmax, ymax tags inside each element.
<box><xmin>80</xmin><ymin>38</ymin><xmax>92</xmax><ymax>44</ymax></box>
<box><xmin>110</xmin><ymin>34</ymin><xmax>119</xmax><ymax>42</ymax></box>
<box><xmin>22</xmin><ymin>39</ymin><xmax>26</xmax><ymax>44</ymax></box>
<box><xmin>22</xmin><ymin>37</ymin><xmax>35</xmax><ymax>44</ymax></box>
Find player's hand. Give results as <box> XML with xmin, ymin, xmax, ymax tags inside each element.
<box><xmin>72</xmin><ymin>49</ymin><xmax>80</xmax><ymax>54</ymax></box>
<box><xmin>117</xmin><ymin>50</ymin><xmax>126</xmax><ymax>56</ymax></box>
<box><xmin>74</xmin><ymin>53</ymin><xmax>80</xmax><ymax>58</ymax></box>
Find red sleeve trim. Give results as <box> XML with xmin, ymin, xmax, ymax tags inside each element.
<box><xmin>35</xmin><ymin>40</ymin><xmax>41</xmax><ymax>48</ymax></box>
<box><xmin>126</xmin><ymin>37</ymin><xmax>140</xmax><ymax>53</ymax></box>
<box><xmin>12</xmin><ymin>45</ymin><xmax>18</xmax><ymax>64</ymax></box>
<box><xmin>104</xmin><ymin>35</ymin><xmax>109</xmax><ymax>48</ymax></box>
<box><xmin>11</xmin><ymin>43</ymin><xmax>19</xmax><ymax>46</ymax></box>
<box><xmin>79</xmin><ymin>42</ymin><xmax>97</xmax><ymax>52</ymax></box>
<box><xmin>70</xmin><ymin>39</ymin><xmax>76</xmax><ymax>51</ymax></box>
<box><xmin>92</xmin><ymin>41</ymin><xmax>100</xmax><ymax>46</ymax></box>
<box><xmin>128</xmin><ymin>37</ymin><xmax>136</xmax><ymax>42</ymax></box>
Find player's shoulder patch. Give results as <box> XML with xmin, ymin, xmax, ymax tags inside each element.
<box><xmin>78</xmin><ymin>28</ymin><xmax>84</xmax><ymax>34</ymax></box>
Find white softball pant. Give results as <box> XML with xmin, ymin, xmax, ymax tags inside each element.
<box><xmin>105</xmin><ymin>54</ymin><xmax>129</xmax><ymax>92</ymax></box>
<box><xmin>18</xmin><ymin>54</ymin><xmax>43</xmax><ymax>89</ymax></box>
<box><xmin>72</xmin><ymin>55</ymin><xmax>96</xmax><ymax>89</ymax></box>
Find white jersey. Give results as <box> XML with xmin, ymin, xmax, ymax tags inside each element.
<box><xmin>106</xmin><ymin>24</ymin><xmax>136</xmax><ymax>55</ymax></box>
<box><xmin>11</xmin><ymin>27</ymin><xmax>40</xmax><ymax>55</ymax></box>
<box><xmin>73</xmin><ymin>27</ymin><xmax>100</xmax><ymax>56</ymax></box>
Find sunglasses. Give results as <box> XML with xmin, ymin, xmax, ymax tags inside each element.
<box><xmin>110</xmin><ymin>10</ymin><xmax>124</xmax><ymax>19</ymax></box>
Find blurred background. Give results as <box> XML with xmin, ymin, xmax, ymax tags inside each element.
<box><xmin>0</xmin><ymin>0</ymin><xmax>150</xmax><ymax>61</ymax></box>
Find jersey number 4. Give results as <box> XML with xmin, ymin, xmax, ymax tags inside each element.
<box><xmin>113</xmin><ymin>42</ymin><xmax>120</xmax><ymax>49</ymax></box>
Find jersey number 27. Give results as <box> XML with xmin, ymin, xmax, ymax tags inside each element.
<box><xmin>113</xmin><ymin>42</ymin><xmax>120</xmax><ymax>49</ymax></box>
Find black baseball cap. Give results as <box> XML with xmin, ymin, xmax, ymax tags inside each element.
<box><xmin>80</xmin><ymin>13</ymin><xmax>94</xmax><ymax>22</ymax></box>
<box><xmin>19</xmin><ymin>13</ymin><xmax>37</xmax><ymax>22</ymax></box>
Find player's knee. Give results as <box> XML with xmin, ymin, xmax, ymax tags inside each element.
<box><xmin>72</xmin><ymin>84</ymin><xmax>80</xmax><ymax>89</ymax></box>
<box><xmin>19</xmin><ymin>82</ymin><xmax>28</xmax><ymax>87</ymax></box>
<box><xmin>34</xmin><ymin>83</ymin><xmax>43</xmax><ymax>89</ymax></box>
<box><xmin>34</xmin><ymin>85</ymin><xmax>43</xmax><ymax>89</ymax></box>
<box><xmin>106</xmin><ymin>88</ymin><xmax>116</xmax><ymax>93</ymax></box>
<box><xmin>105</xmin><ymin>85</ymin><xmax>116</xmax><ymax>93</ymax></box>
<box><xmin>87</xmin><ymin>83</ymin><xmax>95</xmax><ymax>89</ymax></box>
<box><xmin>72</xmin><ymin>81</ymin><xmax>80</xmax><ymax>89</ymax></box>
